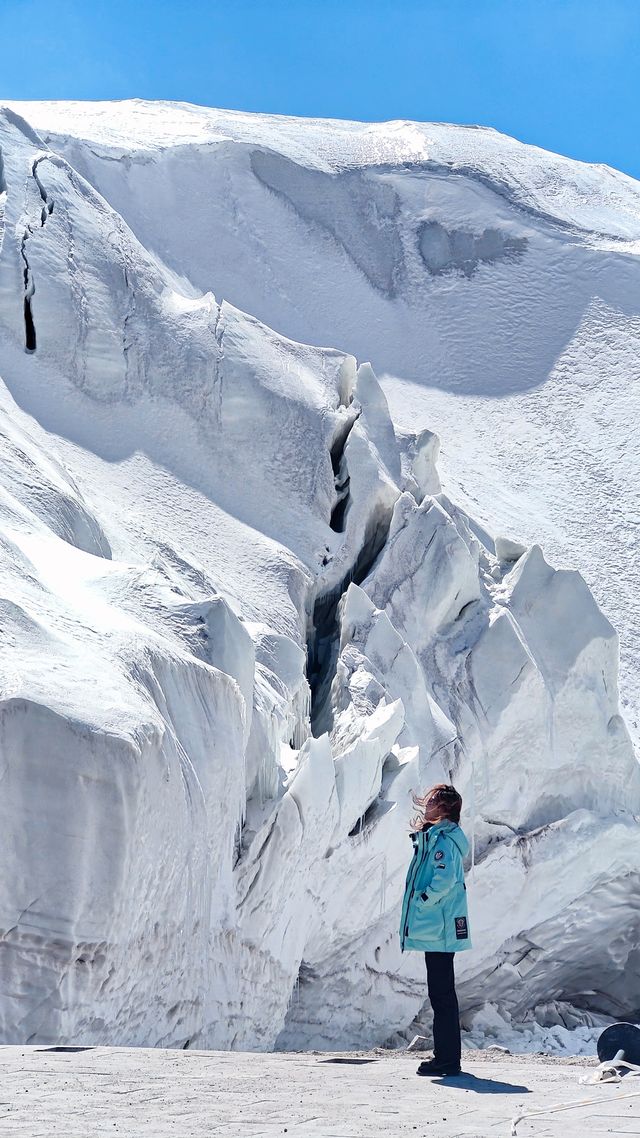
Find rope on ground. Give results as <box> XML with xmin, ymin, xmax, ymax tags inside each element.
<box><xmin>510</xmin><ymin>1078</ymin><xmax>640</xmax><ymax>1133</ymax></box>
<box><xmin>511</xmin><ymin>1027</ymin><xmax>640</xmax><ymax>1133</ymax></box>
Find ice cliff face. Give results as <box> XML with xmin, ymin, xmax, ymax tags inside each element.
<box><xmin>0</xmin><ymin>102</ymin><xmax>638</xmax><ymax>1049</ymax></box>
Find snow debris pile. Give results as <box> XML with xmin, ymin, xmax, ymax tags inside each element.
<box><xmin>0</xmin><ymin>102</ymin><xmax>638</xmax><ymax>1051</ymax></box>
<box><xmin>462</xmin><ymin>1002</ymin><xmax>607</xmax><ymax>1057</ymax></box>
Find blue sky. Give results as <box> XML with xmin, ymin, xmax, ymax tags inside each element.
<box><xmin>3</xmin><ymin>0</ymin><xmax>640</xmax><ymax>178</ymax></box>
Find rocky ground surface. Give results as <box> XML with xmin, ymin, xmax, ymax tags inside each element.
<box><xmin>1</xmin><ymin>1045</ymin><xmax>638</xmax><ymax>1137</ymax></box>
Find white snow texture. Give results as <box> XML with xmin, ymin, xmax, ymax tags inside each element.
<box><xmin>0</xmin><ymin>101</ymin><xmax>638</xmax><ymax>1051</ymax></box>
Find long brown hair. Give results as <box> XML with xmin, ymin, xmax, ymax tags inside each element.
<box><xmin>411</xmin><ymin>783</ymin><xmax>462</xmax><ymax>830</ymax></box>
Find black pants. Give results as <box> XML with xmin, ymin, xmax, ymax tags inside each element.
<box><xmin>425</xmin><ymin>951</ymin><xmax>461</xmax><ymax>1067</ymax></box>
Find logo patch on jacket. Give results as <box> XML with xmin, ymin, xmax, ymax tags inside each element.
<box><xmin>434</xmin><ymin>850</ymin><xmax>444</xmax><ymax>860</ymax></box>
<box><xmin>455</xmin><ymin>917</ymin><xmax>468</xmax><ymax>940</ymax></box>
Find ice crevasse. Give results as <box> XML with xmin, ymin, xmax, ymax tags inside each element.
<box><xmin>0</xmin><ymin>103</ymin><xmax>638</xmax><ymax>1050</ymax></box>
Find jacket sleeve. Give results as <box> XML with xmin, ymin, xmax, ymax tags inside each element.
<box><xmin>419</xmin><ymin>837</ymin><xmax>461</xmax><ymax>908</ymax></box>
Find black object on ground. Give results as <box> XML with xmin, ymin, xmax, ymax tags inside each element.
<box><xmin>37</xmin><ymin>1046</ymin><xmax>94</xmax><ymax>1053</ymax></box>
<box><xmin>320</xmin><ymin>1057</ymin><xmax>378</xmax><ymax>1065</ymax></box>
<box><xmin>597</xmin><ymin>1022</ymin><xmax>640</xmax><ymax>1066</ymax></box>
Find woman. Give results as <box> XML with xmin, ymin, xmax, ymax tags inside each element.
<box><xmin>399</xmin><ymin>783</ymin><xmax>471</xmax><ymax>1076</ymax></box>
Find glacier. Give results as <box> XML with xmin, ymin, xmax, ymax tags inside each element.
<box><xmin>0</xmin><ymin>100</ymin><xmax>638</xmax><ymax>1050</ymax></box>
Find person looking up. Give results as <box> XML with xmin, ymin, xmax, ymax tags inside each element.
<box><xmin>399</xmin><ymin>783</ymin><xmax>471</xmax><ymax>1076</ymax></box>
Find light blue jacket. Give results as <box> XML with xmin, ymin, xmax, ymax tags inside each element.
<box><xmin>399</xmin><ymin>820</ymin><xmax>472</xmax><ymax>953</ymax></box>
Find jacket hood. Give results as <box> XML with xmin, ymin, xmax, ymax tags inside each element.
<box><xmin>431</xmin><ymin>819</ymin><xmax>469</xmax><ymax>858</ymax></box>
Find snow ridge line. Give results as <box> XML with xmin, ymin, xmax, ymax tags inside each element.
<box><xmin>212</xmin><ymin>299</ymin><xmax>224</xmax><ymax>426</ymax></box>
<box><xmin>0</xmin><ymin>144</ymin><xmax>7</xmax><ymax>260</ymax></box>
<box><xmin>382</xmin><ymin>157</ymin><xmax>639</xmax><ymax>245</ymax></box>
<box><xmin>118</xmin><ymin>219</ymin><xmax>137</xmax><ymax>395</ymax></box>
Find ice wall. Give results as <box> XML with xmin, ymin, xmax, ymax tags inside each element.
<box><xmin>18</xmin><ymin>97</ymin><xmax>640</xmax><ymax>749</ymax></box>
<box><xmin>0</xmin><ymin>104</ymin><xmax>638</xmax><ymax>1049</ymax></box>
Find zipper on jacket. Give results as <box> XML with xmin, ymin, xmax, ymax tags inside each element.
<box><xmin>402</xmin><ymin>831</ymin><xmax>430</xmax><ymax>947</ymax></box>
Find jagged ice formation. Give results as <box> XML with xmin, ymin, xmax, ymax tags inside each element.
<box><xmin>0</xmin><ymin>102</ymin><xmax>638</xmax><ymax>1050</ymax></box>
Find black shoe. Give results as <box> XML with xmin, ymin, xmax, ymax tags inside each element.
<box><xmin>416</xmin><ymin>1059</ymin><xmax>462</xmax><ymax>1077</ymax></box>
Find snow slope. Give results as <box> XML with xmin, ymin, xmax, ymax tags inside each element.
<box><xmin>0</xmin><ymin>101</ymin><xmax>638</xmax><ymax>1050</ymax></box>
<box><xmin>13</xmin><ymin>98</ymin><xmax>640</xmax><ymax>746</ymax></box>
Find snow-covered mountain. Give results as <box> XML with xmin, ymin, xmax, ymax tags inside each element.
<box><xmin>0</xmin><ymin>100</ymin><xmax>638</xmax><ymax>1050</ymax></box>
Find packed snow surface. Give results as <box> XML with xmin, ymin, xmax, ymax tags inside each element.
<box><xmin>0</xmin><ymin>100</ymin><xmax>638</xmax><ymax>1051</ymax></box>
<box><xmin>3</xmin><ymin>1046</ymin><xmax>639</xmax><ymax>1138</ymax></box>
